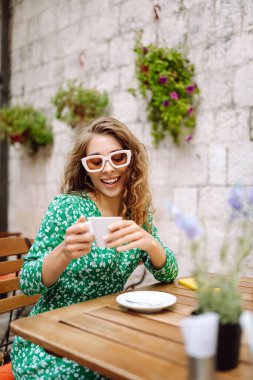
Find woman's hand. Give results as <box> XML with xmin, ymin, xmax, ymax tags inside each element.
<box><xmin>62</xmin><ymin>216</ymin><xmax>93</xmax><ymax>261</ymax></box>
<box><xmin>104</xmin><ymin>220</ymin><xmax>167</xmax><ymax>269</ymax></box>
<box><xmin>42</xmin><ymin>216</ymin><xmax>93</xmax><ymax>288</ymax></box>
<box><xmin>103</xmin><ymin>220</ymin><xmax>155</xmax><ymax>253</ymax></box>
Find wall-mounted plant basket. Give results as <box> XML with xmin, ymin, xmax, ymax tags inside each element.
<box><xmin>0</xmin><ymin>105</ymin><xmax>53</xmax><ymax>154</ymax></box>
<box><xmin>51</xmin><ymin>80</ymin><xmax>109</xmax><ymax>129</ymax></box>
<box><xmin>131</xmin><ymin>32</ymin><xmax>200</xmax><ymax>146</ymax></box>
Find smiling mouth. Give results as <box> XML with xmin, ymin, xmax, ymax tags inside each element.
<box><xmin>101</xmin><ymin>177</ymin><xmax>120</xmax><ymax>185</ymax></box>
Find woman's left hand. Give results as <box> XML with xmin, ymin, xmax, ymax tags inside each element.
<box><xmin>103</xmin><ymin>220</ymin><xmax>156</xmax><ymax>252</ymax></box>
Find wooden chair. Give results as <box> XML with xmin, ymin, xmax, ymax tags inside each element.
<box><xmin>0</xmin><ymin>232</ymin><xmax>22</xmax><ymax>238</ymax></box>
<box><xmin>0</xmin><ymin>237</ymin><xmax>40</xmax><ymax>379</ymax></box>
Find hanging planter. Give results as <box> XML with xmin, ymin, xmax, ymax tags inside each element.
<box><xmin>131</xmin><ymin>32</ymin><xmax>200</xmax><ymax>146</ymax></box>
<box><xmin>0</xmin><ymin>105</ymin><xmax>53</xmax><ymax>154</ymax></box>
<box><xmin>51</xmin><ymin>80</ymin><xmax>109</xmax><ymax>129</ymax></box>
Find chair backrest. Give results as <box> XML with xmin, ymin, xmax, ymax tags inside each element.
<box><xmin>0</xmin><ymin>237</ymin><xmax>40</xmax><ymax>314</ymax></box>
<box><xmin>0</xmin><ymin>232</ymin><xmax>21</xmax><ymax>238</ymax></box>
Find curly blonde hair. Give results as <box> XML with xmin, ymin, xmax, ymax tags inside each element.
<box><xmin>61</xmin><ymin>117</ymin><xmax>153</xmax><ymax>228</ymax></box>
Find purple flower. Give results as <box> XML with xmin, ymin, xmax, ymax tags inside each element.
<box><xmin>186</xmin><ymin>135</ymin><xmax>193</xmax><ymax>142</ymax></box>
<box><xmin>188</xmin><ymin>107</ymin><xmax>193</xmax><ymax>115</ymax></box>
<box><xmin>166</xmin><ymin>202</ymin><xmax>203</xmax><ymax>240</ymax></box>
<box><xmin>159</xmin><ymin>76</ymin><xmax>168</xmax><ymax>84</ymax></box>
<box><xmin>170</xmin><ymin>91</ymin><xmax>179</xmax><ymax>100</ymax></box>
<box><xmin>186</xmin><ymin>85</ymin><xmax>195</xmax><ymax>94</ymax></box>
<box><xmin>175</xmin><ymin>214</ymin><xmax>203</xmax><ymax>240</ymax></box>
<box><xmin>248</xmin><ymin>187</ymin><xmax>253</xmax><ymax>205</ymax></box>
<box><xmin>163</xmin><ymin>100</ymin><xmax>170</xmax><ymax>107</ymax></box>
<box><xmin>143</xmin><ymin>47</ymin><xmax>148</xmax><ymax>54</ymax></box>
<box><xmin>228</xmin><ymin>187</ymin><xmax>243</xmax><ymax>211</ymax></box>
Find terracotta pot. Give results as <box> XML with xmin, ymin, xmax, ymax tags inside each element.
<box><xmin>216</xmin><ymin>323</ymin><xmax>241</xmax><ymax>371</ymax></box>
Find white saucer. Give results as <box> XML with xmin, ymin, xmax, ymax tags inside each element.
<box><xmin>116</xmin><ymin>291</ymin><xmax>177</xmax><ymax>313</ymax></box>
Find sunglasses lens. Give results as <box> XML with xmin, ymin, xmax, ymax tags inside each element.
<box><xmin>86</xmin><ymin>157</ymin><xmax>103</xmax><ymax>171</ymax></box>
<box><xmin>111</xmin><ymin>152</ymin><xmax>128</xmax><ymax>167</ymax></box>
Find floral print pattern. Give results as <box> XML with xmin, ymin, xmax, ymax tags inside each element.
<box><xmin>11</xmin><ymin>193</ymin><xmax>178</xmax><ymax>379</ymax></box>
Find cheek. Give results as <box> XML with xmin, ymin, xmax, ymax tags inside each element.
<box><xmin>89</xmin><ymin>173</ymin><xmax>99</xmax><ymax>184</ymax></box>
<box><xmin>121</xmin><ymin>168</ymin><xmax>130</xmax><ymax>182</ymax></box>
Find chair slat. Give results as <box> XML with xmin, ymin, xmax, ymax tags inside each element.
<box><xmin>0</xmin><ymin>237</ymin><xmax>33</xmax><ymax>257</ymax></box>
<box><xmin>0</xmin><ymin>277</ymin><xmax>20</xmax><ymax>293</ymax></box>
<box><xmin>0</xmin><ymin>258</ymin><xmax>24</xmax><ymax>275</ymax></box>
<box><xmin>0</xmin><ymin>232</ymin><xmax>21</xmax><ymax>238</ymax></box>
<box><xmin>0</xmin><ymin>294</ymin><xmax>40</xmax><ymax>314</ymax></box>
<box><xmin>0</xmin><ymin>236</ymin><xmax>39</xmax><ymax>361</ymax></box>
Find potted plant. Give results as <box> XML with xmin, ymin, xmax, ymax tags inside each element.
<box><xmin>51</xmin><ymin>80</ymin><xmax>109</xmax><ymax>129</ymax></box>
<box><xmin>130</xmin><ymin>31</ymin><xmax>200</xmax><ymax>146</ymax></box>
<box><xmin>0</xmin><ymin>105</ymin><xmax>53</xmax><ymax>154</ymax></box>
<box><xmin>167</xmin><ymin>185</ymin><xmax>253</xmax><ymax>371</ymax></box>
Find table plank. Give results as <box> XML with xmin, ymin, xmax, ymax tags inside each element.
<box><xmin>62</xmin><ymin>313</ymin><xmax>187</xmax><ymax>366</ymax></box>
<box><xmin>86</xmin><ymin>306</ymin><xmax>183</xmax><ymax>342</ymax></box>
<box><xmin>86</xmin><ymin>305</ymin><xmax>252</xmax><ymax>365</ymax></box>
<box><xmin>43</xmin><ymin>292</ymin><xmax>122</xmax><ymax>321</ymax></box>
<box><xmin>108</xmin><ymin>303</ymin><xmax>185</xmax><ymax>326</ymax></box>
<box><xmin>11</xmin><ymin>314</ymin><xmax>188</xmax><ymax>380</ymax></box>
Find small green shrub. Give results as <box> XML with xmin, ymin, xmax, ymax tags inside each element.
<box><xmin>51</xmin><ymin>81</ymin><xmax>109</xmax><ymax>129</ymax></box>
<box><xmin>0</xmin><ymin>105</ymin><xmax>53</xmax><ymax>154</ymax></box>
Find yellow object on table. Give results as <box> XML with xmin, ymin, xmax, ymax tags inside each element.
<box><xmin>178</xmin><ymin>277</ymin><xmax>198</xmax><ymax>290</ymax></box>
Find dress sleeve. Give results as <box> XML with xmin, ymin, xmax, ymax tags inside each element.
<box><xmin>19</xmin><ymin>195</ymin><xmax>80</xmax><ymax>295</ymax></box>
<box><xmin>141</xmin><ymin>214</ymin><xmax>178</xmax><ymax>283</ymax></box>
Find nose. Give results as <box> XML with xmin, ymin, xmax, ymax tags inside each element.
<box><xmin>103</xmin><ymin>159</ymin><xmax>114</xmax><ymax>172</ymax></box>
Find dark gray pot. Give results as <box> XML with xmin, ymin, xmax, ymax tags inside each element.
<box><xmin>216</xmin><ymin>323</ymin><xmax>241</xmax><ymax>371</ymax></box>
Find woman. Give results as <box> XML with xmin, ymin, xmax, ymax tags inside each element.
<box><xmin>11</xmin><ymin>117</ymin><xmax>178</xmax><ymax>379</ymax></box>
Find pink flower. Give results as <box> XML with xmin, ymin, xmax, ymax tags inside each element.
<box><xmin>170</xmin><ymin>91</ymin><xmax>179</xmax><ymax>100</ymax></box>
<box><xmin>186</xmin><ymin>85</ymin><xmax>195</xmax><ymax>94</ymax></box>
<box><xmin>159</xmin><ymin>76</ymin><xmax>168</xmax><ymax>84</ymax></box>
<box><xmin>140</xmin><ymin>65</ymin><xmax>149</xmax><ymax>73</ymax></box>
<box><xmin>188</xmin><ymin>107</ymin><xmax>193</xmax><ymax>115</ymax></box>
<box><xmin>10</xmin><ymin>132</ymin><xmax>28</xmax><ymax>143</ymax></box>
<box><xmin>162</xmin><ymin>100</ymin><xmax>170</xmax><ymax>107</ymax></box>
<box><xmin>186</xmin><ymin>135</ymin><xmax>193</xmax><ymax>142</ymax></box>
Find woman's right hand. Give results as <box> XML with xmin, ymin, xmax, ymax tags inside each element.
<box><xmin>42</xmin><ymin>216</ymin><xmax>93</xmax><ymax>288</ymax></box>
<box><xmin>62</xmin><ymin>216</ymin><xmax>93</xmax><ymax>261</ymax></box>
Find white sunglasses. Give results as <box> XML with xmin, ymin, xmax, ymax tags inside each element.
<box><xmin>81</xmin><ymin>150</ymin><xmax>132</xmax><ymax>173</ymax></box>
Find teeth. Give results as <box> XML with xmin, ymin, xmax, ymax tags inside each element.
<box><xmin>102</xmin><ymin>177</ymin><xmax>119</xmax><ymax>184</ymax></box>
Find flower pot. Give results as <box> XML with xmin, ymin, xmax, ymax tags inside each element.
<box><xmin>191</xmin><ymin>312</ymin><xmax>242</xmax><ymax>371</ymax></box>
<box><xmin>216</xmin><ymin>323</ymin><xmax>241</xmax><ymax>371</ymax></box>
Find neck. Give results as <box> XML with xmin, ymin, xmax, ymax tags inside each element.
<box><xmin>90</xmin><ymin>192</ymin><xmax>121</xmax><ymax>217</ymax></box>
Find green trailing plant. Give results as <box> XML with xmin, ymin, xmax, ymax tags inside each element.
<box><xmin>131</xmin><ymin>32</ymin><xmax>200</xmax><ymax>146</ymax></box>
<box><xmin>51</xmin><ymin>81</ymin><xmax>109</xmax><ymax>129</ymax></box>
<box><xmin>0</xmin><ymin>105</ymin><xmax>53</xmax><ymax>154</ymax></box>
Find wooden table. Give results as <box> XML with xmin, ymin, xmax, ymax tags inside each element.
<box><xmin>11</xmin><ymin>278</ymin><xmax>253</xmax><ymax>380</ymax></box>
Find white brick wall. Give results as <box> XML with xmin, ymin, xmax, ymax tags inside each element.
<box><xmin>8</xmin><ymin>0</ymin><xmax>253</xmax><ymax>279</ymax></box>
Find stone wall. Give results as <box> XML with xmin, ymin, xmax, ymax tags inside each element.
<box><xmin>8</xmin><ymin>0</ymin><xmax>253</xmax><ymax>277</ymax></box>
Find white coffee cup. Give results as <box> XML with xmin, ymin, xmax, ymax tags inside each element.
<box><xmin>87</xmin><ymin>216</ymin><xmax>122</xmax><ymax>248</ymax></box>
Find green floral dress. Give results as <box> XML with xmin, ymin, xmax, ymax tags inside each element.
<box><xmin>11</xmin><ymin>193</ymin><xmax>178</xmax><ymax>380</ymax></box>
